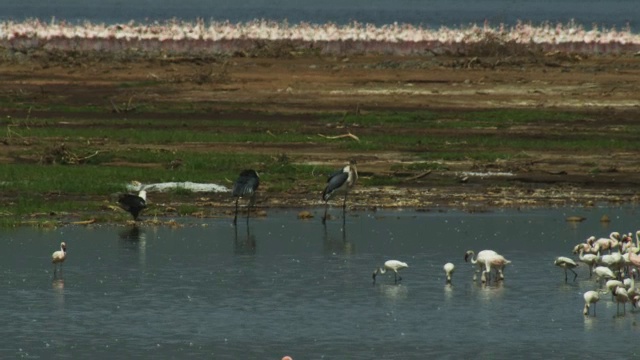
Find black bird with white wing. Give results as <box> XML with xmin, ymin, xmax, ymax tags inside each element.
<box><xmin>118</xmin><ymin>190</ymin><xmax>147</xmax><ymax>221</ymax></box>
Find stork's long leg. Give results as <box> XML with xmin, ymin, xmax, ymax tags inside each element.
<box><xmin>322</xmin><ymin>202</ymin><xmax>329</xmax><ymax>225</ymax></box>
<box><xmin>233</xmin><ymin>198</ymin><xmax>239</xmax><ymax>225</ymax></box>
<box><xmin>246</xmin><ymin>195</ymin><xmax>254</xmax><ymax>224</ymax></box>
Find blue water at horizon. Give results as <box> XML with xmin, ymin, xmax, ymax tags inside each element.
<box><xmin>1</xmin><ymin>0</ymin><xmax>638</xmax><ymax>32</ymax></box>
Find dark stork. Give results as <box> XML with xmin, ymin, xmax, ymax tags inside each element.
<box><xmin>118</xmin><ymin>190</ymin><xmax>147</xmax><ymax>221</ymax></box>
<box><xmin>232</xmin><ymin>169</ymin><xmax>260</xmax><ymax>225</ymax></box>
<box><xmin>321</xmin><ymin>160</ymin><xmax>358</xmax><ymax>224</ymax></box>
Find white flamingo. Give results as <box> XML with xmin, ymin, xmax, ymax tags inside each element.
<box><xmin>443</xmin><ymin>262</ymin><xmax>455</xmax><ymax>284</ymax></box>
<box><xmin>594</xmin><ymin>266</ymin><xmax>615</xmax><ymax>286</ymax></box>
<box><xmin>554</xmin><ymin>256</ymin><xmax>578</xmax><ymax>282</ymax></box>
<box><xmin>372</xmin><ymin>260</ymin><xmax>408</xmax><ymax>283</ymax></box>
<box><xmin>606</xmin><ymin>279</ymin><xmax>624</xmax><ymax>300</ymax></box>
<box><xmin>576</xmin><ymin>248</ymin><xmax>598</xmax><ymax>276</ymax></box>
<box><xmin>583</xmin><ymin>290</ymin><xmax>600</xmax><ymax>316</ymax></box>
<box><xmin>612</xmin><ymin>285</ymin><xmax>630</xmax><ymax>315</ymax></box>
<box><xmin>52</xmin><ymin>242</ymin><xmax>67</xmax><ymax>276</ymax></box>
<box><xmin>465</xmin><ymin>250</ymin><xmax>496</xmax><ymax>282</ymax></box>
<box><xmin>464</xmin><ymin>250</ymin><xmax>510</xmax><ymax>283</ymax></box>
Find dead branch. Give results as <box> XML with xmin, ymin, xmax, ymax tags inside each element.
<box><xmin>317</xmin><ymin>132</ymin><xmax>360</xmax><ymax>142</ymax></box>
<box><xmin>403</xmin><ymin>170</ymin><xmax>432</xmax><ymax>182</ymax></box>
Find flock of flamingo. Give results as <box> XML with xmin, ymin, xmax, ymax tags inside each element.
<box><xmin>556</xmin><ymin>231</ymin><xmax>640</xmax><ymax>316</ymax></box>
<box><xmin>2</xmin><ymin>18</ymin><xmax>640</xmax><ymax>54</ymax></box>
<box><xmin>373</xmin><ymin>231</ymin><xmax>640</xmax><ymax>318</ymax></box>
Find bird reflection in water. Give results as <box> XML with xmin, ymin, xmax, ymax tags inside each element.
<box><xmin>377</xmin><ymin>283</ymin><xmax>409</xmax><ymax>301</ymax></box>
<box><xmin>51</xmin><ymin>277</ymin><xmax>65</xmax><ymax>309</ymax></box>
<box><xmin>476</xmin><ymin>280</ymin><xmax>505</xmax><ymax>304</ymax></box>
<box><xmin>322</xmin><ymin>222</ymin><xmax>355</xmax><ymax>255</ymax></box>
<box><xmin>234</xmin><ymin>225</ymin><xmax>256</xmax><ymax>255</ymax></box>
<box><xmin>118</xmin><ymin>225</ymin><xmax>147</xmax><ymax>267</ymax></box>
<box><xmin>444</xmin><ymin>283</ymin><xmax>454</xmax><ymax>300</ymax></box>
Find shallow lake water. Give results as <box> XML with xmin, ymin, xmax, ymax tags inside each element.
<box><xmin>2</xmin><ymin>206</ymin><xmax>640</xmax><ymax>359</ymax></box>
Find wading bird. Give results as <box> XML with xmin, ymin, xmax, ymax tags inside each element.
<box><xmin>444</xmin><ymin>262</ymin><xmax>455</xmax><ymax>284</ymax></box>
<box><xmin>232</xmin><ymin>169</ymin><xmax>260</xmax><ymax>225</ymax></box>
<box><xmin>322</xmin><ymin>160</ymin><xmax>358</xmax><ymax>224</ymax></box>
<box><xmin>118</xmin><ymin>190</ymin><xmax>147</xmax><ymax>221</ymax></box>
<box><xmin>464</xmin><ymin>250</ymin><xmax>510</xmax><ymax>283</ymax></box>
<box><xmin>583</xmin><ymin>290</ymin><xmax>600</xmax><ymax>316</ymax></box>
<box><xmin>575</xmin><ymin>248</ymin><xmax>598</xmax><ymax>277</ymax></box>
<box><xmin>52</xmin><ymin>242</ymin><xmax>67</xmax><ymax>276</ymax></box>
<box><xmin>554</xmin><ymin>256</ymin><xmax>579</xmax><ymax>282</ymax></box>
<box><xmin>612</xmin><ymin>285</ymin><xmax>630</xmax><ymax>315</ymax></box>
<box><xmin>373</xmin><ymin>260</ymin><xmax>408</xmax><ymax>284</ymax></box>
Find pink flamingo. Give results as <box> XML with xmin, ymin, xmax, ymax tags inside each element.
<box><xmin>51</xmin><ymin>242</ymin><xmax>67</xmax><ymax>276</ymax></box>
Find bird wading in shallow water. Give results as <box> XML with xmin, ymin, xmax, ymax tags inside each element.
<box><xmin>583</xmin><ymin>290</ymin><xmax>600</xmax><ymax>316</ymax></box>
<box><xmin>554</xmin><ymin>256</ymin><xmax>579</xmax><ymax>282</ymax></box>
<box><xmin>232</xmin><ymin>169</ymin><xmax>260</xmax><ymax>225</ymax></box>
<box><xmin>372</xmin><ymin>260</ymin><xmax>408</xmax><ymax>284</ymax></box>
<box><xmin>444</xmin><ymin>262</ymin><xmax>455</xmax><ymax>284</ymax></box>
<box><xmin>52</xmin><ymin>242</ymin><xmax>67</xmax><ymax>276</ymax></box>
<box><xmin>322</xmin><ymin>160</ymin><xmax>358</xmax><ymax>225</ymax></box>
<box><xmin>118</xmin><ymin>190</ymin><xmax>147</xmax><ymax>221</ymax></box>
<box><xmin>464</xmin><ymin>249</ymin><xmax>510</xmax><ymax>283</ymax></box>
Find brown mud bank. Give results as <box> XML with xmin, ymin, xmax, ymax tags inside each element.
<box><xmin>1</xmin><ymin>48</ymin><xmax>640</xmax><ymax>222</ymax></box>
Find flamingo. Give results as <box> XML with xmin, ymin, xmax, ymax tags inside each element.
<box><xmin>464</xmin><ymin>249</ymin><xmax>497</xmax><ymax>275</ymax></box>
<box><xmin>52</xmin><ymin>242</ymin><xmax>67</xmax><ymax>276</ymax></box>
<box><xmin>232</xmin><ymin>169</ymin><xmax>260</xmax><ymax>225</ymax></box>
<box><xmin>612</xmin><ymin>285</ymin><xmax>630</xmax><ymax>315</ymax></box>
<box><xmin>583</xmin><ymin>290</ymin><xmax>600</xmax><ymax>316</ymax></box>
<box><xmin>554</xmin><ymin>256</ymin><xmax>578</xmax><ymax>282</ymax></box>
<box><xmin>576</xmin><ymin>248</ymin><xmax>598</xmax><ymax>276</ymax></box>
<box><xmin>594</xmin><ymin>266</ymin><xmax>615</xmax><ymax>287</ymax></box>
<box><xmin>606</xmin><ymin>279</ymin><xmax>624</xmax><ymax>300</ymax></box>
<box><xmin>487</xmin><ymin>254</ymin><xmax>511</xmax><ymax>282</ymax></box>
<box><xmin>372</xmin><ymin>260</ymin><xmax>408</xmax><ymax>284</ymax></box>
<box><xmin>322</xmin><ymin>160</ymin><xmax>358</xmax><ymax>224</ymax></box>
<box><xmin>573</xmin><ymin>242</ymin><xmax>597</xmax><ymax>255</ymax></box>
<box><xmin>588</xmin><ymin>232</ymin><xmax>622</xmax><ymax>254</ymax></box>
<box><xmin>596</xmin><ymin>251</ymin><xmax>624</xmax><ymax>275</ymax></box>
<box><xmin>464</xmin><ymin>250</ymin><xmax>510</xmax><ymax>283</ymax></box>
<box><xmin>443</xmin><ymin>262</ymin><xmax>455</xmax><ymax>284</ymax></box>
<box><xmin>620</xmin><ymin>233</ymin><xmax>639</xmax><ymax>254</ymax></box>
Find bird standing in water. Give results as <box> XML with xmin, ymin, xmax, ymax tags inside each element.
<box><xmin>52</xmin><ymin>242</ymin><xmax>67</xmax><ymax>276</ymax></box>
<box><xmin>444</xmin><ymin>262</ymin><xmax>455</xmax><ymax>284</ymax></box>
<box><xmin>373</xmin><ymin>260</ymin><xmax>408</xmax><ymax>284</ymax></box>
<box><xmin>232</xmin><ymin>169</ymin><xmax>260</xmax><ymax>225</ymax></box>
<box><xmin>322</xmin><ymin>160</ymin><xmax>358</xmax><ymax>224</ymax></box>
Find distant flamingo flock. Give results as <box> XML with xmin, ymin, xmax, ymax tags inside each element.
<box><xmin>2</xmin><ymin>18</ymin><xmax>640</xmax><ymax>54</ymax></box>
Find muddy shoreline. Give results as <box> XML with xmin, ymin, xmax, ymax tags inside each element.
<box><xmin>1</xmin><ymin>49</ymin><xmax>640</xmax><ymax>223</ymax></box>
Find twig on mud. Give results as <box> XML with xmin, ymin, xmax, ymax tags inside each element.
<box><xmin>110</xmin><ymin>99</ymin><xmax>121</xmax><ymax>113</ymax></box>
<box><xmin>403</xmin><ymin>170</ymin><xmax>432</xmax><ymax>182</ymax></box>
<box><xmin>317</xmin><ymin>132</ymin><xmax>360</xmax><ymax>142</ymax></box>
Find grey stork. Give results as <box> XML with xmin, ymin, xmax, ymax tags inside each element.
<box><xmin>321</xmin><ymin>160</ymin><xmax>358</xmax><ymax>224</ymax></box>
<box><xmin>232</xmin><ymin>169</ymin><xmax>260</xmax><ymax>225</ymax></box>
